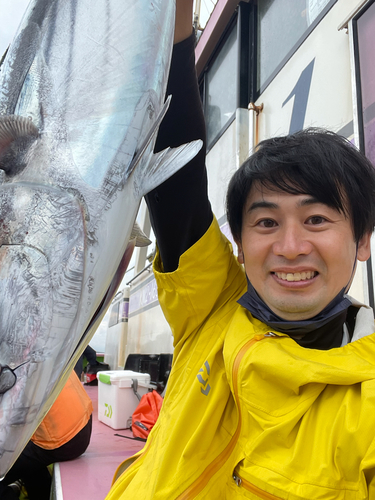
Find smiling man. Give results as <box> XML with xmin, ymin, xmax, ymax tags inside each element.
<box><xmin>105</xmin><ymin>2</ymin><xmax>375</xmax><ymax>499</ymax></box>
<box><xmin>227</xmin><ymin>130</ymin><xmax>375</xmax><ymax>348</ymax></box>
<box><xmin>239</xmin><ymin>186</ymin><xmax>368</xmax><ymax>318</ymax></box>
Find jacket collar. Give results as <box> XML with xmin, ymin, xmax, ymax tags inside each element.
<box><xmin>238</xmin><ymin>280</ymin><xmax>374</xmax><ymax>350</ymax></box>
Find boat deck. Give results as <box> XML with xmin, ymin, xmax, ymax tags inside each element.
<box><xmin>51</xmin><ymin>384</ymin><xmax>144</xmax><ymax>500</ymax></box>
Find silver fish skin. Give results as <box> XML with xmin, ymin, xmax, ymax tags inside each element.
<box><xmin>0</xmin><ymin>0</ymin><xmax>202</xmax><ymax>477</ymax></box>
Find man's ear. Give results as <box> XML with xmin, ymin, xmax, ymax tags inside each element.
<box><xmin>236</xmin><ymin>242</ymin><xmax>244</xmax><ymax>264</ymax></box>
<box><xmin>357</xmin><ymin>232</ymin><xmax>372</xmax><ymax>262</ymax></box>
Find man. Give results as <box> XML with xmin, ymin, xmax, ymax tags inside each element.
<box><xmin>105</xmin><ymin>1</ymin><xmax>375</xmax><ymax>498</ymax></box>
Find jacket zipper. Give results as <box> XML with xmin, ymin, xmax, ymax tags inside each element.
<box><xmin>176</xmin><ymin>333</ymin><xmax>272</xmax><ymax>499</ymax></box>
<box><xmin>232</xmin><ymin>473</ymin><xmax>283</xmax><ymax>500</ymax></box>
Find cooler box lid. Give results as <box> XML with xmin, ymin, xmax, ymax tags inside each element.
<box><xmin>97</xmin><ymin>370</ymin><xmax>150</xmax><ymax>388</ymax></box>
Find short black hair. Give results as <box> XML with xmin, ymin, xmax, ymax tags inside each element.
<box><xmin>226</xmin><ymin>128</ymin><xmax>375</xmax><ymax>243</ymax></box>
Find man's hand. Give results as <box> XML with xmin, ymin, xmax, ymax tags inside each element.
<box><xmin>174</xmin><ymin>0</ymin><xmax>194</xmax><ymax>44</ymax></box>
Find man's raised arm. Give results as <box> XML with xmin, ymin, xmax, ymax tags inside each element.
<box><xmin>145</xmin><ymin>0</ymin><xmax>213</xmax><ymax>272</ymax></box>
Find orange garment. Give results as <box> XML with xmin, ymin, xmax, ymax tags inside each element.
<box><xmin>31</xmin><ymin>371</ymin><xmax>93</xmax><ymax>450</ymax></box>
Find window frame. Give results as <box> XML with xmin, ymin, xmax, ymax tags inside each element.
<box><xmin>199</xmin><ymin>13</ymin><xmax>239</xmax><ymax>152</ymax></box>
<box><xmin>350</xmin><ymin>0</ymin><xmax>375</xmax><ymax>309</ymax></box>
<box><xmin>199</xmin><ymin>2</ymin><xmax>257</xmax><ymax>152</ymax></box>
<box><xmin>351</xmin><ymin>0</ymin><xmax>375</xmax><ymax>152</ymax></box>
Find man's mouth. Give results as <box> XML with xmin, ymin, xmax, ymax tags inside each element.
<box><xmin>273</xmin><ymin>271</ymin><xmax>318</xmax><ymax>282</ymax></box>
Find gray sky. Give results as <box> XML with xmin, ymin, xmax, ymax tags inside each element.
<box><xmin>0</xmin><ymin>0</ymin><xmax>30</xmax><ymax>57</ymax></box>
<box><xmin>196</xmin><ymin>0</ymin><xmax>218</xmax><ymax>29</ymax></box>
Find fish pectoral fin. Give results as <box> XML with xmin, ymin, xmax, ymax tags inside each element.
<box><xmin>134</xmin><ymin>139</ymin><xmax>203</xmax><ymax>198</ymax></box>
<box><xmin>124</xmin><ymin>94</ymin><xmax>171</xmax><ymax>181</ymax></box>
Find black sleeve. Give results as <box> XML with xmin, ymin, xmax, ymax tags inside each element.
<box><xmin>145</xmin><ymin>32</ymin><xmax>213</xmax><ymax>273</ymax></box>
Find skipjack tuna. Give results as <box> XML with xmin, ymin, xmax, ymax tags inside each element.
<box><xmin>0</xmin><ymin>0</ymin><xmax>201</xmax><ymax>476</ymax></box>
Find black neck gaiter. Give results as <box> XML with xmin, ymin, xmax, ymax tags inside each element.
<box><xmin>238</xmin><ymin>279</ymin><xmax>353</xmax><ymax>350</ymax></box>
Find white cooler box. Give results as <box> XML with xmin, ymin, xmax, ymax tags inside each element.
<box><xmin>97</xmin><ymin>370</ymin><xmax>151</xmax><ymax>430</ymax></box>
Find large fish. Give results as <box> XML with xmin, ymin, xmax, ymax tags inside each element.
<box><xmin>0</xmin><ymin>0</ymin><xmax>201</xmax><ymax>476</ymax></box>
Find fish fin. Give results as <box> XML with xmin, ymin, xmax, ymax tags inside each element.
<box><xmin>0</xmin><ymin>45</ymin><xmax>9</xmax><ymax>70</ymax></box>
<box><xmin>0</xmin><ymin>115</ymin><xmax>39</xmax><ymax>153</ymax></box>
<box><xmin>124</xmin><ymin>94</ymin><xmax>171</xmax><ymax>180</ymax></box>
<box><xmin>134</xmin><ymin>139</ymin><xmax>203</xmax><ymax>198</ymax></box>
<box><xmin>131</xmin><ymin>221</ymin><xmax>151</xmax><ymax>247</ymax></box>
<box><xmin>97</xmin><ymin>90</ymin><xmax>167</xmax><ymax>197</ymax></box>
<box><xmin>0</xmin><ymin>115</ymin><xmax>39</xmax><ymax>175</ymax></box>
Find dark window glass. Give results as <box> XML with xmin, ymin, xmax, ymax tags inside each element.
<box><xmin>205</xmin><ymin>23</ymin><xmax>238</xmax><ymax>147</ymax></box>
<box><xmin>258</xmin><ymin>0</ymin><xmax>332</xmax><ymax>91</ymax></box>
<box><xmin>356</xmin><ymin>1</ymin><xmax>375</xmax><ymax>166</ymax></box>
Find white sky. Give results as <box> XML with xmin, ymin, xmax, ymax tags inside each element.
<box><xmin>195</xmin><ymin>0</ymin><xmax>218</xmax><ymax>29</ymax></box>
<box><xmin>0</xmin><ymin>0</ymin><xmax>217</xmax><ymax>59</ymax></box>
<box><xmin>0</xmin><ymin>0</ymin><xmax>30</xmax><ymax>58</ymax></box>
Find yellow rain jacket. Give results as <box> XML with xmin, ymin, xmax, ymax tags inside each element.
<box><xmin>106</xmin><ymin>218</ymin><xmax>375</xmax><ymax>500</ymax></box>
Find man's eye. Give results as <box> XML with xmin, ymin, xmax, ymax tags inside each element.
<box><xmin>258</xmin><ymin>219</ymin><xmax>277</xmax><ymax>228</ymax></box>
<box><xmin>307</xmin><ymin>216</ymin><xmax>326</xmax><ymax>225</ymax></box>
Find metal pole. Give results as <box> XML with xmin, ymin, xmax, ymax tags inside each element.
<box><xmin>248</xmin><ymin>102</ymin><xmax>263</xmax><ymax>158</ymax></box>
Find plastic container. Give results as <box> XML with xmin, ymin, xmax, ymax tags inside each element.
<box><xmin>97</xmin><ymin>370</ymin><xmax>151</xmax><ymax>429</ymax></box>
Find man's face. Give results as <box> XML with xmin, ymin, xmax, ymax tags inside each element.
<box><xmin>237</xmin><ymin>183</ymin><xmax>371</xmax><ymax>321</ymax></box>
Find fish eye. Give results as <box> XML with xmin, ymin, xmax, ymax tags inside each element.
<box><xmin>0</xmin><ymin>366</ymin><xmax>17</xmax><ymax>395</ymax></box>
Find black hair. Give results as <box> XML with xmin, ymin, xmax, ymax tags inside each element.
<box><xmin>226</xmin><ymin>128</ymin><xmax>375</xmax><ymax>243</ymax></box>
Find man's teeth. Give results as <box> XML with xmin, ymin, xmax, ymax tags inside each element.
<box><xmin>275</xmin><ymin>271</ymin><xmax>316</xmax><ymax>282</ymax></box>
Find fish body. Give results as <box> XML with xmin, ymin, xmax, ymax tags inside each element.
<box><xmin>0</xmin><ymin>0</ymin><xmax>201</xmax><ymax>476</ymax></box>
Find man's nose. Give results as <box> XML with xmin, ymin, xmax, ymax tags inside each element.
<box><xmin>272</xmin><ymin>224</ymin><xmax>312</xmax><ymax>259</ymax></box>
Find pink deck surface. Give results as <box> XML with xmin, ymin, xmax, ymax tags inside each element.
<box><xmin>58</xmin><ymin>384</ymin><xmax>144</xmax><ymax>499</ymax></box>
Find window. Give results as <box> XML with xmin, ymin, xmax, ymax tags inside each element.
<box><xmin>354</xmin><ymin>0</ymin><xmax>375</xmax><ymax>166</ymax></box>
<box><xmin>198</xmin><ymin>0</ymin><xmax>336</xmax><ymax>147</ymax></box>
<box><xmin>352</xmin><ymin>0</ymin><xmax>375</xmax><ymax>309</ymax></box>
<box><xmin>257</xmin><ymin>0</ymin><xmax>334</xmax><ymax>91</ymax></box>
<box><xmin>203</xmin><ymin>21</ymin><xmax>238</xmax><ymax>148</ymax></box>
